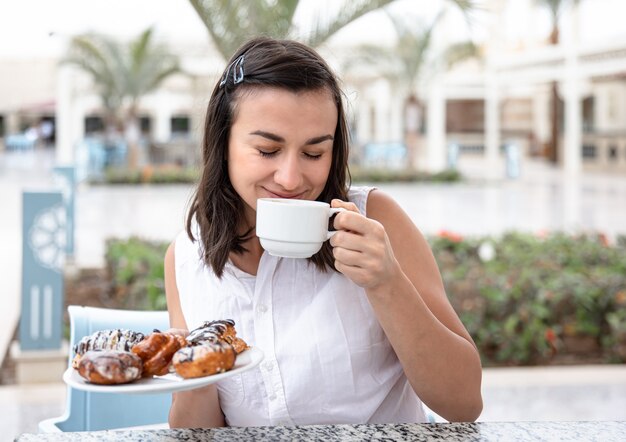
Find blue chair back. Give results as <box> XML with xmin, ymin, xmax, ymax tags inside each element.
<box><xmin>39</xmin><ymin>305</ymin><xmax>171</xmax><ymax>432</ymax></box>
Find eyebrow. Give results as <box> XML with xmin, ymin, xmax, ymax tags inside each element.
<box><xmin>250</xmin><ymin>130</ymin><xmax>334</xmax><ymax>145</ymax></box>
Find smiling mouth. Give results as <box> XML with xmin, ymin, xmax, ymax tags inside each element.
<box><xmin>263</xmin><ymin>188</ymin><xmax>306</xmax><ymax>199</ymax></box>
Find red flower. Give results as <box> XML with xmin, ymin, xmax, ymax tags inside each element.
<box><xmin>598</xmin><ymin>233</ymin><xmax>609</xmax><ymax>247</ymax></box>
<box><xmin>545</xmin><ymin>328</ymin><xmax>558</xmax><ymax>356</ymax></box>
<box><xmin>545</xmin><ymin>328</ymin><xmax>556</xmax><ymax>343</ymax></box>
<box><xmin>438</xmin><ymin>230</ymin><xmax>463</xmax><ymax>243</ymax></box>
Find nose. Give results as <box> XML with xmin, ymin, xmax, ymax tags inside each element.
<box><xmin>273</xmin><ymin>153</ymin><xmax>303</xmax><ymax>191</ymax></box>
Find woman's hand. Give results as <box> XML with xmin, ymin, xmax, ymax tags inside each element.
<box><xmin>329</xmin><ymin>199</ymin><xmax>401</xmax><ymax>291</ymax></box>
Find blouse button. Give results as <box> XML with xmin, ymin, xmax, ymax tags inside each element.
<box><xmin>256</xmin><ymin>304</ymin><xmax>268</xmax><ymax>314</ymax></box>
<box><xmin>264</xmin><ymin>361</ymin><xmax>274</xmax><ymax>371</ymax></box>
<box><xmin>268</xmin><ymin>393</ymin><xmax>277</xmax><ymax>401</ymax></box>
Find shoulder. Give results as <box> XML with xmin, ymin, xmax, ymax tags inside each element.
<box><xmin>363</xmin><ymin>189</ymin><xmax>430</xmax><ymax>254</ymax></box>
<box><xmin>348</xmin><ymin>185</ymin><xmax>377</xmax><ymax>215</ymax></box>
<box><xmin>173</xmin><ymin>229</ymin><xmax>201</xmax><ymax>269</ymax></box>
<box><xmin>365</xmin><ymin>189</ymin><xmax>407</xmax><ymax>225</ymax></box>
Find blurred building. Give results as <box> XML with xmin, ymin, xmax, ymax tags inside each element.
<box><xmin>0</xmin><ymin>0</ymin><xmax>625</xmax><ymax>175</ymax></box>
<box><xmin>342</xmin><ymin>0</ymin><xmax>626</xmax><ymax>175</ymax></box>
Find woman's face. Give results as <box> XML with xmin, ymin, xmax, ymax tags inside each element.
<box><xmin>227</xmin><ymin>87</ymin><xmax>338</xmax><ymax>226</ymax></box>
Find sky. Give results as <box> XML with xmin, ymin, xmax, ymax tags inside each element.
<box><xmin>0</xmin><ymin>0</ymin><xmax>625</xmax><ymax>59</ymax></box>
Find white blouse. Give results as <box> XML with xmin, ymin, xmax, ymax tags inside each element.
<box><xmin>174</xmin><ymin>186</ymin><xmax>426</xmax><ymax>426</ymax></box>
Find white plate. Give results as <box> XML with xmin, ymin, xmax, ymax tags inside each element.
<box><xmin>63</xmin><ymin>346</ymin><xmax>264</xmax><ymax>394</ymax></box>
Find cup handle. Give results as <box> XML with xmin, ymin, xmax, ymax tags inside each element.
<box><xmin>326</xmin><ymin>207</ymin><xmax>346</xmax><ymax>240</ymax></box>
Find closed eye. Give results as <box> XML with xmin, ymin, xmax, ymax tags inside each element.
<box><xmin>304</xmin><ymin>152</ymin><xmax>322</xmax><ymax>160</ymax></box>
<box><xmin>258</xmin><ymin>149</ymin><xmax>323</xmax><ymax>160</ymax></box>
<box><xmin>258</xmin><ymin>149</ymin><xmax>278</xmax><ymax>158</ymax></box>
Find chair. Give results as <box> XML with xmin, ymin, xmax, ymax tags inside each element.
<box><xmin>39</xmin><ymin>305</ymin><xmax>171</xmax><ymax>432</ymax></box>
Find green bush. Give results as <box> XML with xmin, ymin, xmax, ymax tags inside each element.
<box><xmin>105</xmin><ymin>237</ymin><xmax>169</xmax><ymax>310</ymax></box>
<box><xmin>350</xmin><ymin>167</ymin><xmax>461</xmax><ymax>183</ymax></box>
<box><xmin>102</xmin><ymin>232</ymin><xmax>626</xmax><ymax>366</ymax></box>
<box><xmin>95</xmin><ymin>166</ymin><xmax>199</xmax><ymax>185</ymax></box>
<box><xmin>94</xmin><ymin>165</ymin><xmax>462</xmax><ymax>185</ymax></box>
<box><xmin>431</xmin><ymin>231</ymin><xmax>626</xmax><ymax>366</ymax></box>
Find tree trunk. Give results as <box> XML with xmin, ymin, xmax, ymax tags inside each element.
<box><xmin>125</xmin><ymin>115</ymin><xmax>141</xmax><ymax>170</ymax></box>
<box><xmin>549</xmin><ymin>82</ymin><xmax>559</xmax><ymax>164</ymax></box>
<box><xmin>547</xmin><ymin>24</ymin><xmax>560</xmax><ymax>164</ymax></box>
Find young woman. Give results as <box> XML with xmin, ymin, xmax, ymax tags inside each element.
<box><xmin>165</xmin><ymin>37</ymin><xmax>482</xmax><ymax>428</ymax></box>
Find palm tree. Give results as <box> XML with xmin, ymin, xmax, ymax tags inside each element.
<box><xmin>65</xmin><ymin>28</ymin><xmax>181</xmax><ymax>169</ymax></box>
<box><xmin>343</xmin><ymin>10</ymin><xmax>479</xmax><ymax>169</ymax></box>
<box><xmin>536</xmin><ymin>0</ymin><xmax>581</xmax><ymax>164</ymax></box>
<box><xmin>188</xmin><ymin>0</ymin><xmax>477</xmax><ymax>61</ymax></box>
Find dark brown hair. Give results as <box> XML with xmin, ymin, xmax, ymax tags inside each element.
<box><xmin>186</xmin><ymin>37</ymin><xmax>351</xmax><ymax>278</ymax></box>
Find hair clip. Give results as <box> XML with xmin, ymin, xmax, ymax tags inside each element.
<box><xmin>219</xmin><ymin>55</ymin><xmax>245</xmax><ymax>87</ymax></box>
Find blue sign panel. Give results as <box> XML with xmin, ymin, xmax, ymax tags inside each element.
<box><xmin>20</xmin><ymin>192</ymin><xmax>65</xmax><ymax>350</ymax></box>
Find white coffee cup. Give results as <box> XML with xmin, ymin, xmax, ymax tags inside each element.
<box><xmin>256</xmin><ymin>198</ymin><xmax>345</xmax><ymax>258</ymax></box>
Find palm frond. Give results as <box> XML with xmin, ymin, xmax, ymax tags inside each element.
<box><xmin>342</xmin><ymin>43</ymin><xmax>401</xmax><ymax>82</ymax></box>
<box><xmin>305</xmin><ymin>0</ymin><xmax>396</xmax><ymax>48</ymax></box>
<box><xmin>442</xmin><ymin>41</ymin><xmax>481</xmax><ymax>69</ymax></box>
<box><xmin>64</xmin><ymin>28</ymin><xmax>180</xmax><ymax>117</ymax></box>
<box><xmin>535</xmin><ymin>0</ymin><xmax>565</xmax><ymax>20</ymax></box>
<box><xmin>189</xmin><ymin>0</ymin><xmax>478</xmax><ymax>61</ymax></box>
<box><xmin>189</xmin><ymin>0</ymin><xmax>301</xmax><ymax>60</ymax></box>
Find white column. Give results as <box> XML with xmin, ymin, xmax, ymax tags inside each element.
<box><xmin>374</xmin><ymin>79</ymin><xmax>388</xmax><ymax>142</ymax></box>
<box><xmin>426</xmin><ymin>79</ymin><xmax>446</xmax><ymax>172</ymax></box>
<box><xmin>154</xmin><ymin>91</ymin><xmax>171</xmax><ymax>143</ymax></box>
<box><xmin>389</xmin><ymin>89</ymin><xmax>404</xmax><ymax>142</ymax></box>
<box><xmin>483</xmin><ymin>0</ymin><xmax>505</xmax><ymax>179</ymax></box>
<box><xmin>352</xmin><ymin>92</ymin><xmax>371</xmax><ymax>167</ymax></box>
<box><xmin>356</xmin><ymin>99</ymin><xmax>371</xmax><ymax>145</ymax></box>
<box><xmin>55</xmin><ymin>65</ymin><xmax>75</xmax><ymax>165</ymax></box>
<box><xmin>562</xmin><ymin>76</ymin><xmax>582</xmax><ymax>175</ymax></box>
<box><xmin>484</xmin><ymin>70</ymin><xmax>501</xmax><ymax>179</ymax></box>
<box><xmin>532</xmin><ymin>86</ymin><xmax>550</xmax><ymax>147</ymax></box>
<box><xmin>562</xmin><ymin>3</ymin><xmax>582</xmax><ymax>175</ymax></box>
<box><xmin>6</xmin><ymin>112</ymin><xmax>20</xmax><ymax>135</ymax></box>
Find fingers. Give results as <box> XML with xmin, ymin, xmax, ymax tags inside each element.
<box><xmin>330</xmin><ymin>199</ymin><xmax>372</xmax><ymax>235</ymax></box>
<box><xmin>331</xmin><ymin>199</ymin><xmax>359</xmax><ymax>213</ymax></box>
<box><xmin>329</xmin><ymin>199</ymin><xmax>398</xmax><ymax>289</ymax></box>
<box><xmin>331</xmin><ymin>243</ymin><xmax>363</xmax><ymax>265</ymax></box>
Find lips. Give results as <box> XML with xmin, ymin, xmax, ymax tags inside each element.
<box><xmin>263</xmin><ymin>188</ymin><xmax>306</xmax><ymax>199</ymax></box>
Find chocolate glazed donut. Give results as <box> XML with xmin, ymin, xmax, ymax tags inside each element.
<box><xmin>173</xmin><ymin>341</ymin><xmax>236</xmax><ymax>379</ymax></box>
<box><xmin>187</xmin><ymin>319</ymin><xmax>249</xmax><ymax>354</ymax></box>
<box><xmin>72</xmin><ymin>329</ymin><xmax>145</xmax><ymax>369</ymax></box>
<box><xmin>78</xmin><ymin>350</ymin><xmax>143</xmax><ymax>385</ymax></box>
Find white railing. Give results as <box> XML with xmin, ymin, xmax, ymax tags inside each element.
<box><xmin>448</xmin><ymin>132</ymin><xmax>626</xmax><ymax>173</ymax></box>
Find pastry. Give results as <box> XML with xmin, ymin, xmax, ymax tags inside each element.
<box><xmin>131</xmin><ymin>331</ymin><xmax>186</xmax><ymax>377</ymax></box>
<box><xmin>78</xmin><ymin>350</ymin><xmax>143</xmax><ymax>385</ymax></box>
<box><xmin>173</xmin><ymin>341</ymin><xmax>236</xmax><ymax>379</ymax></box>
<box><xmin>187</xmin><ymin>319</ymin><xmax>249</xmax><ymax>354</ymax></box>
<box><xmin>72</xmin><ymin>329</ymin><xmax>145</xmax><ymax>369</ymax></box>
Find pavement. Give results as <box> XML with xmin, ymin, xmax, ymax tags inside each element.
<box><xmin>1</xmin><ymin>148</ymin><xmax>626</xmax><ymax>439</ymax></box>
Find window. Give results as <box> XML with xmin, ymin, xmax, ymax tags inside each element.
<box><xmin>0</xmin><ymin>115</ymin><xmax>4</xmax><ymax>137</ymax></box>
<box><xmin>170</xmin><ymin>115</ymin><xmax>190</xmax><ymax>137</ymax></box>
<box><xmin>140</xmin><ymin>116</ymin><xmax>152</xmax><ymax>135</ymax></box>
<box><xmin>446</xmin><ymin>100</ymin><xmax>485</xmax><ymax>133</ymax></box>
<box><xmin>582</xmin><ymin>144</ymin><xmax>596</xmax><ymax>159</ymax></box>
<box><xmin>609</xmin><ymin>145</ymin><xmax>618</xmax><ymax>160</ymax></box>
<box><xmin>85</xmin><ymin>116</ymin><xmax>104</xmax><ymax>134</ymax></box>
